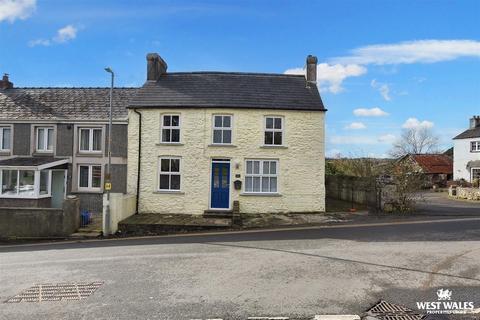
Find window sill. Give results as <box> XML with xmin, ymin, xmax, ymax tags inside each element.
<box><xmin>260</xmin><ymin>145</ymin><xmax>288</xmax><ymax>149</ymax></box>
<box><xmin>156</xmin><ymin>142</ymin><xmax>184</xmax><ymax>146</ymax></box>
<box><xmin>0</xmin><ymin>151</ymin><xmax>11</xmax><ymax>155</ymax></box>
<box><xmin>154</xmin><ymin>190</ymin><xmax>185</xmax><ymax>194</ymax></box>
<box><xmin>0</xmin><ymin>195</ymin><xmax>51</xmax><ymax>199</ymax></box>
<box><xmin>240</xmin><ymin>192</ymin><xmax>282</xmax><ymax>197</ymax></box>
<box><xmin>76</xmin><ymin>152</ymin><xmax>103</xmax><ymax>157</ymax></box>
<box><xmin>208</xmin><ymin>144</ymin><xmax>237</xmax><ymax>148</ymax></box>
<box><xmin>33</xmin><ymin>151</ymin><xmax>54</xmax><ymax>156</ymax></box>
<box><xmin>72</xmin><ymin>189</ymin><xmax>103</xmax><ymax>194</ymax></box>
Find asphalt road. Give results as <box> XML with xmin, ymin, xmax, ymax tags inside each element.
<box><xmin>1</xmin><ymin>218</ymin><xmax>480</xmax><ymax>320</ymax></box>
<box><xmin>416</xmin><ymin>191</ymin><xmax>480</xmax><ymax>216</ymax></box>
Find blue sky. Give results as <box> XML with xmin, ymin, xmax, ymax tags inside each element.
<box><xmin>1</xmin><ymin>0</ymin><xmax>479</xmax><ymax>157</ymax></box>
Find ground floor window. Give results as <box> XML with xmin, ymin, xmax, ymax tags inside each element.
<box><xmin>0</xmin><ymin>169</ymin><xmax>51</xmax><ymax>198</ymax></box>
<box><xmin>78</xmin><ymin>165</ymin><xmax>102</xmax><ymax>190</ymax></box>
<box><xmin>472</xmin><ymin>168</ymin><xmax>480</xmax><ymax>182</ymax></box>
<box><xmin>158</xmin><ymin>157</ymin><xmax>181</xmax><ymax>191</ymax></box>
<box><xmin>245</xmin><ymin>159</ymin><xmax>278</xmax><ymax>193</ymax></box>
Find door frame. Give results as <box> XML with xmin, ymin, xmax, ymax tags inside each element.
<box><xmin>209</xmin><ymin>158</ymin><xmax>232</xmax><ymax>211</ymax></box>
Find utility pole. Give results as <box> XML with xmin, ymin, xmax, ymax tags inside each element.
<box><xmin>104</xmin><ymin>67</ymin><xmax>114</xmax><ymax>236</ymax></box>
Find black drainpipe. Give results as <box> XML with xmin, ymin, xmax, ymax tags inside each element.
<box><xmin>133</xmin><ymin>109</ymin><xmax>142</xmax><ymax>214</ymax></box>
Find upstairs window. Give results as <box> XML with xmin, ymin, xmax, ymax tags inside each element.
<box><xmin>161</xmin><ymin>115</ymin><xmax>180</xmax><ymax>143</ymax></box>
<box><xmin>471</xmin><ymin>141</ymin><xmax>480</xmax><ymax>152</ymax></box>
<box><xmin>79</xmin><ymin>128</ymin><xmax>102</xmax><ymax>152</ymax></box>
<box><xmin>158</xmin><ymin>157</ymin><xmax>181</xmax><ymax>191</ymax></box>
<box><xmin>0</xmin><ymin>127</ymin><xmax>11</xmax><ymax>151</ymax></box>
<box><xmin>212</xmin><ymin>115</ymin><xmax>232</xmax><ymax>144</ymax></box>
<box><xmin>36</xmin><ymin>127</ymin><xmax>54</xmax><ymax>152</ymax></box>
<box><xmin>245</xmin><ymin>160</ymin><xmax>278</xmax><ymax>193</ymax></box>
<box><xmin>264</xmin><ymin>116</ymin><xmax>283</xmax><ymax>145</ymax></box>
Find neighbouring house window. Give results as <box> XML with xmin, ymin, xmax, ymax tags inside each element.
<box><xmin>0</xmin><ymin>169</ymin><xmax>51</xmax><ymax>198</ymax></box>
<box><xmin>472</xmin><ymin>168</ymin><xmax>480</xmax><ymax>182</ymax></box>
<box><xmin>78</xmin><ymin>165</ymin><xmax>102</xmax><ymax>190</ymax></box>
<box><xmin>36</xmin><ymin>127</ymin><xmax>54</xmax><ymax>152</ymax></box>
<box><xmin>161</xmin><ymin>115</ymin><xmax>180</xmax><ymax>143</ymax></box>
<box><xmin>245</xmin><ymin>160</ymin><xmax>278</xmax><ymax>193</ymax></box>
<box><xmin>0</xmin><ymin>170</ymin><xmax>35</xmax><ymax>196</ymax></box>
<box><xmin>471</xmin><ymin>141</ymin><xmax>480</xmax><ymax>152</ymax></box>
<box><xmin>79</xmin><ymin>128</ymin><xmax>102</xmax><ymax>152</ymax></box>
<box><xmin>0</xmin><ymin>127</ymin><xmax>11</xmax><ymax>151</ymax></box>
<box><xmin>158</xmin><ymin>157</ymin><xmax>181</xmax><ymax>191</ymax></box>
<box><xmin>39</xmin><ymin>170</ymin><xmax>50</xmax><ymax>195</ymax></box>
<box><xmin>212</xmin><ymin>115</ymin><xmax>232</xmax><ymax>144</ymax></box>
<box><xmin>264</xmin><ymin>116</ymin><xmax>283</xmax><ymax>145</ymax></box>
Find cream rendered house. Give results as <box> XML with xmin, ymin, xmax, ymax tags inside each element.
<box><xmin>127</xmin><ymin>53</ymin><xmax>326</xmax><ymax>216</ymax></box>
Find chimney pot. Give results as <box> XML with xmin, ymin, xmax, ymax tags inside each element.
<box><xmin>306</xmin><ymin>55</ymin><xmax>318</xmax><ymax>86</ymax></box>
<box><xmin>146</xmin><ymin>53</ymin><xmax>168</xmax><ymax>81</ymax></box>
<box><xmin>471</xmin><ymin>115</ymin><xmax>480</xmax><ymax>129</ymax></box>
<box><xmin>0</xmin><ymin>73</ymin><xmax>13</xmax><ymax>89</ymax></box>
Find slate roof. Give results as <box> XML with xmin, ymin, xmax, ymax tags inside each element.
<box><xmin>0</xmin><ymin>88</ymin><xmax>137</xmax><ymax>121</ymax></box>
<box><xmin>453</xmin><ymin>127</ymin><xmax>480</xmax><ymax>139</ymax></box>
<box><xmin>129</xmin><ymin>72</ymin><xmax>326</xmax><ymax>111</ymax></box>
<box><xmin>410</xmin><ymin>154</ymin><xmax>453</xmax><ymax>174</ymax></box>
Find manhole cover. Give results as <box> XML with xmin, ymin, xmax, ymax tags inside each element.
<box><xmin>5</xmin><ymin>282</ymin><xmax>103</xmax><ymax>303</ymax></box>
<box><xmin>365</xmin><ymin>300</ymin><xmax>424</xmax><ymax>320</ymax></box>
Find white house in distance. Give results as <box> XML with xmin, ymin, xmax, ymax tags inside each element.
<box><xmin>453</xmin><ymin>115</ymin><xmax>480</xmax><ymax>182</ymax></box>
<box><xmin>127</xmin><ymin>53</ymin><xmax>326</xmax><ymax>216</ymax></box>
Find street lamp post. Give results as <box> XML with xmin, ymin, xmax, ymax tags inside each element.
<box><xmin>104</xmin><ymin>67</ymin><xmax>114</xmax><ymax>236</ymax></box>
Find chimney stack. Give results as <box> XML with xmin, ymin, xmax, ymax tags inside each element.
<box><xmin>306</xmin><ymin>55</ymin><xmax>318</xmax><ymax>87</ymax></box>
<box><xmin>0</xmin><ymin>73</ymin><xmax>13</xmax><ymax>89</ymax></box>
<box><xmin>146</xmin><ymin>53</ymin><xmax>168</xmax><ymax>81</ymax></box>
<box><xmin>470</xmin><ymin>116</ymin><xmax>480</xmax><ymax>129</ymax></box>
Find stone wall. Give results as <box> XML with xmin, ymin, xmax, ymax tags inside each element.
<box><xmin>326</xmin><ymin>175</ymin><xmax>379</xmax><ymax>210</ymax></box>
<box><xmin>0</xmin><ymin>196</ymin><xmax>80</xmax><ymax>238</ymax></box>
<box><xmin>449</xmin><ymin>186</ymin><xmax>480</xmax><ymax>200</ymax></box>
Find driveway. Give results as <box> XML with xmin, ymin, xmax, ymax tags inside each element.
<box><xmin>416</xmin><ymin>191</ymin><xmax>480</xmax><ymax>216</ymax></box>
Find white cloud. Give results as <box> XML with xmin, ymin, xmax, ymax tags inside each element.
<box><xmin>0</xmin><ymin>0</ymin><xmax>35</xmax><ymax>23</ymax></box>
<box><xmin>284</xmin><ymin>63</ymin><xmax>366</xmax><ymax>94</ymax></box>
<box><xmin>378</xmin><ymin>134</ymin><xmax>396</xmax><ymax>143</ymax></box>
<box><xmin>331</xmin><ymin>40</ymin><xmax>480</xmax><ymax>65</ymax></box>
<box><xmin>345</xmin><ymin>122</ymin><xmax>366</xmax><ymax>130</ymax></box>
<box><xmin>54</xmin><ymin>24</ymin><xmax>77</xmax><ymax>43</ymax></box>
<box><xmin>370</xmin><ymin>79</ymin><xmax>391</xmax><ymax>101</ymax></box>
<box><xmin>353</xmin><ymin>107</ymin><xmax>389</xmax><ymax>117</ymax></box>
<box><xmin>402</xmin><ymin>117</ymin><xmax>434</xmax><ymax>129</ymax></box>
<box><xmin>29</xmin><ymin>24</ymin><xmax>78</xmax><ymax>47</ymax></box>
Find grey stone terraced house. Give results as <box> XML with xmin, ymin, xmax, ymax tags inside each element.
<box><xmin>0</xmin><ymin>75</ymin><xmax>136</xmax><ymax>212</ymax></box>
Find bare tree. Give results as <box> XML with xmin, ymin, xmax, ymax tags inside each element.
<box><xmin>390</xmin><ymin>127</ymin><xmax>440</xmax><ymax>158</ymax></box>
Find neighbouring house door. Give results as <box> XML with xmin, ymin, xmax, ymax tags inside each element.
<box><xmin>211</xmin><ymin>161</ymin><xmax>230</xmax><ymax>209</ymax></box>
<box><xmin>51</xmin><ymin>170</ymin><xmax>66</xmax><ymax>208</ymax></box>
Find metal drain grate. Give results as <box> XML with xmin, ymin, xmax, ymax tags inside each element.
<box><xmin>365</xmin><ymin>300</ymin><xmax>424</xmax><ymax>320</ymax></box>
<box><xmin>5</xmin><ymin>282</ymin><xmax>103</xmax><ymax>303</ymax></box>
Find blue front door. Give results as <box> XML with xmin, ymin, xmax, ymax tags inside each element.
<box><xmin>211</xmin><ymin>161</ymin><xmax>230</xmax><ymax>209</ymax></box>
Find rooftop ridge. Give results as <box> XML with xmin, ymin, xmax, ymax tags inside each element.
<box><xmin>162</xmin><ymin>71</ymin><xmax>305</xmax><ymax>77</ymax></box>
<box><xmin>4</xmin><ymin>87</ymin><xmax>138</xmax><ymax>89</ymax></box>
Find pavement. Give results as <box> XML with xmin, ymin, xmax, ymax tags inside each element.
<box><xmin>1</xmin><ymin>217</ymin><xmax>480</xmax><ymax>320</ymax></box>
